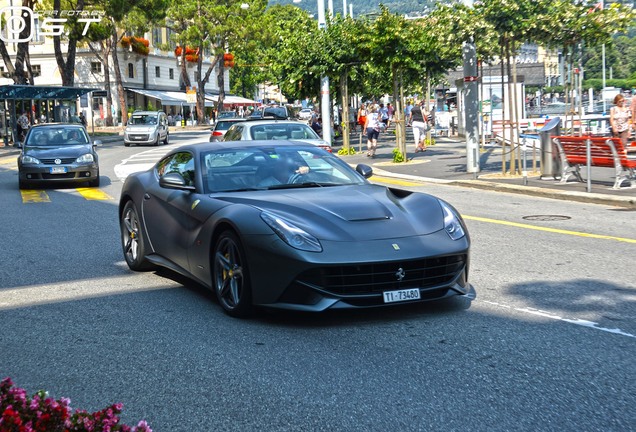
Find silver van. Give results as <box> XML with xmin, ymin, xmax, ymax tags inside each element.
<box><xmin>124</xmin><ymin>111</ymin><xmax>169</xmax><ymax>146</ymax></box>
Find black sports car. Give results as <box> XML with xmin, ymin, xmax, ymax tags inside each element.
<box><xmin>119</xmin><ymin>141</ymin><xmax>472</xmax><ymax>317</ymax></box>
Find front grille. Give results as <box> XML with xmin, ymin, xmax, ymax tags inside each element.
<box><xmin>297</xmin><ymin>254</ymin><xmax>466</xmax><ymax>296</ymax></box>
<box><xmin>128</xmin><ymin>134</ymin><xmax>149</xmax><ymax>140</ymax></box>
<box><xmin>40</xmin><ymin>157</ymin><xmax>76</xmax><ymax>164</ymax></box>
<box><xmin>41</xmin><ymin>172</ymin><xmax>77</xmax><ymax>179</ymax></box>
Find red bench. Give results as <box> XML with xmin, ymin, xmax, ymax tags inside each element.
<box><xmin>552</xmin><ymin>136</ymin><xmax>636</xmax><ymax>189</ymax></box>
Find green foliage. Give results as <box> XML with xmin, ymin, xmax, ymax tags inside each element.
<box><xmin>337</xmin><ymin>147</ymin><xmax>357</xmax><ymax>156</ymax></box>
<box><xmin>392</xmin><ymin>147</ymin><xmax>405</xmax><ymax>163</ymax></box>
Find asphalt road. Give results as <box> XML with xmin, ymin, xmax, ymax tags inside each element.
<box><xmin>0</xmin><ymin>131</ymin><xmax>634</xmax><ymax>431</ymax></box>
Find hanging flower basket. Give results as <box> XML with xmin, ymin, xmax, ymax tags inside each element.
<box><xmin>121</xmin><ymin>36</ymin><xmax>150</xmax><ymax>56</ymax></box>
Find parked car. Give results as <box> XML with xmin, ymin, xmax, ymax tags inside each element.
<box><xmin>209</xmin><ymin>118</ymin><xmax>246</xmax><ymax>142</ymax></box>
<box><xmin>119</xmin><ymin>141</ymin><xmax>471</xmax><ymax>317</ymax></box>
<box><xmin>217</xmin><ymin>111</ymin><xmax>237</xmax><ymax>120</ymax></box>
<box><xmin>124</xmin><ymin>111</ymin><xmax>169</xmax><ymax>146</ymax></box>
<box><xmin>248</xmin><ymin>105</ymin><xmax>291</xmax><ymax>120</ymax></box>
<box><xmin>18</xmin><ymin>123</ymin><xmax>101</xmax><ymax>189</ymax></box>
<box><xmin>297</xmin><ymin>108</ymin><xmax>314</xmax><ymax>121</ymax></box>
<box><xmin>223</xmin><ymin>119</ymin><xmax>332</xmax><ymax>152</ymax></box>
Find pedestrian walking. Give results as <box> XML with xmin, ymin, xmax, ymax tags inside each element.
<box><xmin>357</xmin><ymin>104</ymin><xmax>368</xmax><ymax>130</ymax></box>
<box><xmin>79</xmin><ymin>112</ymin><xmax>87</xmax><ymax>127</ymax></box>
<box><xmin>364</xmin><ymin>104</ymin><xmax>381</xmax><ymax>158</ymax></box>
<box><xmin>409</xmin><ymin>101</ymin><xmax>429</xmax><ymax>152</ymax></box>
<box><xmin>17</xmin><ymin>111</ymin><xmax>30</xmax><ymax>142</ymax></box>
<box><xmin>379</xmin><ymin>103</ymin><xmax>389</xmax><ymax>130</ymax></box>
<box><xmin>610</xmin><ymin>94</ymin><xmax>631</xmax><ymax>146</ymax></box>
<box><xmin>386</xmin><ymin>103</ymin><xmax>394</xmax><ymax>128</ymax></box>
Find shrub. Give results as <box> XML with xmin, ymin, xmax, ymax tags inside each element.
<box><xmin>0</xmin><ymin>377</ymin><xmax>152</xmax><ymax>432</ymax></box>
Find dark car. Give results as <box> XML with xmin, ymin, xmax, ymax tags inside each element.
<box><xmin>209</xmin><ymin>118</ymin><xmax>246</xmax><ymax>142</ymax></box>
<box><xmin>119</xmin><ymin>141</ymin><xmax>472</xmax><ymax>317</ymax></box>
<box><xmin>18</xmin><ymin>123</ymin><xmax>101</xmax><ymax>189</ymax></box>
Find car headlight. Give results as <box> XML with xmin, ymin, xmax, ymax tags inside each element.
<box><xmin>261</xmin><ymin>211</ymin><xmax>322</xmax><ymax>252</ymax></box>
<box><xmin>21</xmin><ymin>155</ymin><xmax>40</xmax><ymax>164</ymax></box>
<box><xmin>76</xmin><ymin>153</ymin><xmax>95</xmax><ymax>163</ymax></box>
<box><xmin>440</xmin><ymin>200</ymin><xmax>466</xmax><ymax>240</ymax></box>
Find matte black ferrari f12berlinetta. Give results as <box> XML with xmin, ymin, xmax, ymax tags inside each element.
<box><xmin>119</xmin><ymin>141</ymin><xmax>472</xmax><ymax>317</ymax></box>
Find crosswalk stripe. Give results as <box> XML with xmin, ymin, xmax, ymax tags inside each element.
<box><xmin>20</xmin><ymin>190</ymin><xmax>51</xmax><ymax>203</ymax></box>
<box><xmin>76</xmin><ymin>188</ymin><xmax>113</xmax><ymax>200</ymax></box>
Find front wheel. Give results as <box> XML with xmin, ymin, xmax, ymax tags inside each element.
<box><xmin>163</xmin><ymin>132</ymin><xmax>169</xmax><ymax>145</ymax></box>
<box><xmin>120</xmin><ymin>201</ymin><xmax>155</xmax><ymax>271</ymax></box>
<box><xmin>213</xmin><ymin>231</ymin><xmax>253</xmax><ymax>317</ymax></box>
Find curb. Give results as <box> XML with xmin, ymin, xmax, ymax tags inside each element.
<box><xmin>370</xmin><ymin>166</ymin><xmax>636</xmax><ymax>209</ymax></box>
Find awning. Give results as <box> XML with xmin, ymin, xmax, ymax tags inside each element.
<box><xmin>127</xmin><ymin>88</ymin><xmax>214</xmax><ymax>107</ymax></box>
<box><xmin>0</xmin><ymin>85</ymin><xmax>98</xmax><ymax>100</ymax></box>
<box><xmin>205</xmin><ymin>93</ymin><xmax>260</xmax><ymax>107</ymax></box>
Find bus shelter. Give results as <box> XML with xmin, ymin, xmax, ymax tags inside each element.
<box><xmin>0</xmin><ymin>85</ymin><xmax>98</xmax><ymax>146</ymax></box>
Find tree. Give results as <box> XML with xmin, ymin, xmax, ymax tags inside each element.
<box><xmin>0</xmin><ymin>0</ymin><xmax>37</xmax><ymax>84</ymax></box>
<box><xmin>167</xmin><ymin>0</ymin><xmax>267</xmax><ymax>122</ymax></box>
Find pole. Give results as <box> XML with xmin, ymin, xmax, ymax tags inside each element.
<box><xmin>462</xmin><ymin>0</ymin><xmax>479</xmax><ymax>174</ymax></box>
<box><xmin>317</xmin><ymin>0</ymin><xmax>332</xmax><ymax>145</ymax></box>
<box><xmin>463</xmin><ymin>39</ymin><xmax>480</xmax><ymax>174</ymax></box>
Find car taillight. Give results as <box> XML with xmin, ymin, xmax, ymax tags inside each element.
<box><xmin>212</xmin><ymin>131</ymin><xmax>223</xmax><ymax>136</ymax></box>
<box><xmin>320</xmin><ymin>145</ymin><xmax>332</xmax><ymax>153</ymax></box>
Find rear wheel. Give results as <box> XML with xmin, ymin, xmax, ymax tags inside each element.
<box><xmin>213</xmin><ymin>231</ymin><xmax>253</xmax><ymax>317</ymax></box>
<box><xmin>121</xmin><ymin>201</ymin><xmax>155</xmax><ymax>271</ymax></box>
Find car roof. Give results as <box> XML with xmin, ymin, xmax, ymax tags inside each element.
<box><xmin>174</xmin><ymin>140</ymin><xmax>318</xmax><ymax>155</ymax></box>
<box><xmin>242</xmin><ymin>119</ymin><xmax>306</xmax><ymax>126</ymax></box>
<box><xmin>30</xmin><ymin>123</ymin><xmax>85</xmax><ymax>129</ymax></box>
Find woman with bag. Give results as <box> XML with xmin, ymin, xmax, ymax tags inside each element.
<box><xmin>409</xmin><ymin>101</ymin><xmax>429</xmax><ymax>152</ymax></box>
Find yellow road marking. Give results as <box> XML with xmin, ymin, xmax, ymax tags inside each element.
<box><xmin>20</xmin><ymin>190</ymin><xmax>50</xmax><ymax>203</ymax></box>
<box><xmin>0</xmin><ymin>156</ymin><xmax>17</xmax><ymax>165</ymax></box>
<box><xmin>463</xmin><ymin>215</ymin><xmax>636</xmax><ymax>244</ymax></box>
<box><xmin>372</xmin><ymin>176</ymin><xmax>423</xmax><ymax>187</ymax></box>
<box><xmin>76</xmin><ymin>188</ymin><xmax>113</xmax><ymax>200</ymax></box>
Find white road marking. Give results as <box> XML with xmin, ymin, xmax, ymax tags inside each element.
<box><xmin>483</xmin><ymin>300</ymin><xmax>635</xmax><ymax>339</ymax></box>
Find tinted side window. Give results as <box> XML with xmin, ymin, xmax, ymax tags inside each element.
<box><xmin>224</xmin><ymin>126</ymin><xmax>242</xmax><ymax>141</ymax></box>
<box><xmin>156</xmin><ymin>152</ymin><xmax>195</xmax><ymax>186</ymax></box>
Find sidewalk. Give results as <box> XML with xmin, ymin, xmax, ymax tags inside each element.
<box><xmin>332</xmin><ymin>126</ymin><xmax>636</xmax><ymax>209</ymax></box>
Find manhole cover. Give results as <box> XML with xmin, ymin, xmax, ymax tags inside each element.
<box><xmin>522</xmin><ymin>215</ymin><xmax>571</xmax><ymax>221</ymax></box>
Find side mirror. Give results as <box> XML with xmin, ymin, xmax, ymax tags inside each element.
<box><xmin>159</xmin><ymin>172</ymin><xmax>196</xmax><ymax>191</ymax></box>
<box><xmin>93</xmin><ymin>139</ymin><xmax>102</xmax><ymax>147</ymax></box>
<box><xmin>356</xmin><ymin>163</ymin><xmax>373</xmax><ymax>179</ymax></box>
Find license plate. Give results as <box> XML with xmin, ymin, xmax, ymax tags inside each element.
<box><xmin>50</xmin><ymin>166</ymin><xmax>67</xmax><ymax>174</ymax></box>
<box><xmin>383</xmin><ymin>288</ymin><xmax>421</xmax><ymax>304</ymax></box>
<box><xmin>133</xmin><ymin>136</ymin><xmax>144</xmax><ymax>140</ymax></box>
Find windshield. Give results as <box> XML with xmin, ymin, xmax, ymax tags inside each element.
<box><xmin>26</xmin><ymin>127</ymin><xmax>89</xmax><ymax>146</ymax></box>
<box><xmin>129</xmin><ymin>114</ymin><xmax>158</xmax><ymax>125</ymax></box>
<box><xmin>201</xmin><ymin>145</ymin><xmax>366</xmax><ymax>193</ymax></box>
<box><xmin>248</xmin><ymin>124</ymin><xmax>321</xmax><ymax>141</ymax></box>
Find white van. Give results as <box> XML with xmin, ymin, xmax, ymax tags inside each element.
<box><xmin>124</xmin><ymin>111</ymin><xmax>169</xmax><ymax>146</ymax></box>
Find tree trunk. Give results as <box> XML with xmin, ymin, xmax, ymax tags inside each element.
<box><xmin>340</xmin><ymin>70</ymin><xmax>350</xmax><ymax>151</ymax></box>
<box><xmin>217</xmin><ymin>60</ymin><xmax>226</xmax><ymax>110</ymax></box>
<box><xmin>111</xmin><ymin>24</ymin><xmax>127</xmax><ymax>126</ymax></box>
<box><xmin>500</xmin><ymin>44</ymin><xmax>507</xmax><ymax>175</ymax></box>
<box><xmin>53</xmin><ymin>0</ymin><xmax>83</xmax><ymax>86</ymax></box>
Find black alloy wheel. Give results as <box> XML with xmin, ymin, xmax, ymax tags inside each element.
<box><xmin>121</xmin><ymin>201</ymin><xmax>155</xmax><ymax>271</ymax></box>
<box><xmin>213</xmin><ymin>231</ymin><xmax>253</xmax><ymax>317</ymax></box>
